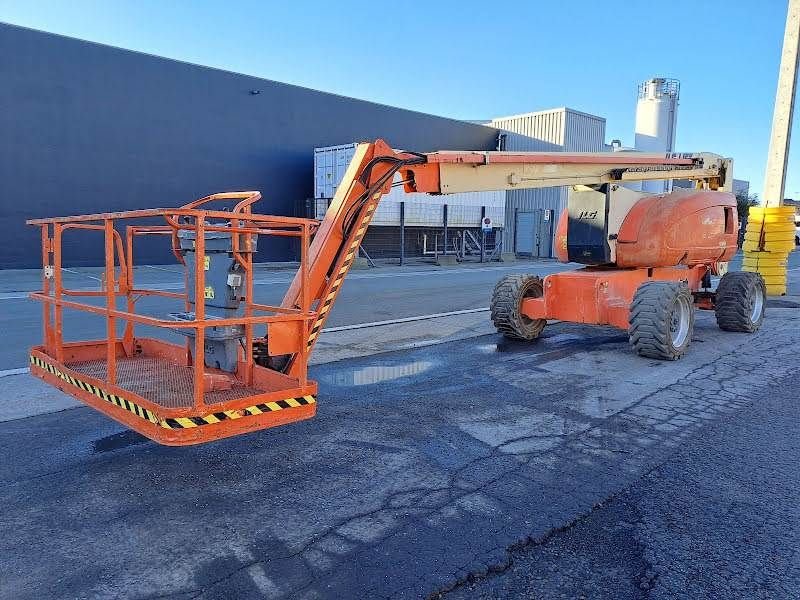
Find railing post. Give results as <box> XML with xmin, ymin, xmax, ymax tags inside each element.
<box><xmin>193</xmin><ymin>217</ymin><xmax>205</xmax><ymax>411</ymax></box>
<box><xmin>52</xmin><ymin>223</ymin><xmax>64</xmax><ymax>364</ymax></box>
<box><xmin>399</xmin><ymin>201</ymin><xmax>405</xmax><ymax>266</ymax></box>
<box><xmin>297</xmin><ymin>223</ymin><xmax>310</xmax><ymax>386</ymax></box>
<box><xmin>123</xmin><ymin>226</ymin><xmax>135</xmax><ymax>355</ymax></box>
<box><xmin>240</xmin><ymin>213</ymin><xmax>254</xmax><ymax>387</ymax></box>
<box><xmin>480</xmin><ymin>206</ymin><xmax>486</xmax><ymax>263</ymax></box>
<box><xmin>104</xmin><ymin>219</ymin><xmax>117</xmax><ymax>385</ymax></box>
<box><xmin>40</xmin><ymin>225</ymin><xmax>54</xmax><ymax>354</ymax></box>
<box><xmin>443</xmin><ymin>204</ymin><xmax>448</xmax><ymax>255</ymax></box>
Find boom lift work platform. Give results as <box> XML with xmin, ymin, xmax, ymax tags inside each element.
<box><xmin>27</xmin><ymin>140</ymin><xmax>765</xmax><ymax>445</ymax></box>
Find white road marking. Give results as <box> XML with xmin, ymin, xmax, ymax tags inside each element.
<box><xmin>0</xmin><ymin>367</ymin><xmax>29</xmax><ymax>378</ymax></box>
<box><xmin>62</xmin><ymin>267</ymin><xmax>102</xmax><ymax>282</ymax></box>
<box><xmin>322</xmin><ymin>307</ymin><xmax>490</xmax><ymax>332</ymax></box>
<box><xmin>144</xmin><ymin>264</ymin><xmax>183</xmax><ymax>273</ymax></box>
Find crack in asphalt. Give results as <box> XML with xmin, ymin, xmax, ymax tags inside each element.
<box><xmin>431</xmin><ymin>400</ymin><xmax>735</xmax><ymax>598</ymax></box>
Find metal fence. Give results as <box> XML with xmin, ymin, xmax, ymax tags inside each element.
<box><xmin>305</xmin><ymin>199</ymin><xmax>503</xmax><ymax>264</ymax></box>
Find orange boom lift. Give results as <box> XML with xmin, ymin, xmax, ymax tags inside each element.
<box><xmin>27</xmin><ymin>140</ymin><xmax>764</xmax><ymax>445</ymax></box>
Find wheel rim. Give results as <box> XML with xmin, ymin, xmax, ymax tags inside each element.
<box><xmin>670</xmin><ymin>296</ymin><xmax>691</xmax><ymax>347</ymax></box>
<box><xmin>520</xmin><ymin>281</ymin><xmax>544</xmax><ymax>327</ymax></box>
<box><xmin>750</xmin><ymin>289</ymin><xmax>764</xmax><ymax>323</ymax></box>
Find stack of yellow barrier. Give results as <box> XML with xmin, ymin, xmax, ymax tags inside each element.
<box><xmin>742</xmin><ymin>205</ymin><xmax>796</xmax><ymax>296</ymax></box>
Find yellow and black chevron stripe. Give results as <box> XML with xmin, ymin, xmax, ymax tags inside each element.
<box><xmin>307</xmin><ymin>198</ymin><xmax>379</xmax><ymax>349</ymax></box>
<box><xmin>29</xmin><ymin>354</ymin><xmax>315</xmax><ymax>430</ymax></box>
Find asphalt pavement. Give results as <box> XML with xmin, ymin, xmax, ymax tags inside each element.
<box><xmin>443</xmin><ymin>369</ymin><xmax>800</xmax><ymax>600</ymax></box>
<box><xmin>1</xmin><ymin>254</ymin><xmax>799</xmax><ymax>599</ymax></box>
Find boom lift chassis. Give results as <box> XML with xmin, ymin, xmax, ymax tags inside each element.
<box><xmin>28</xmin><ymin>140</ymin><xmax>753</xmax><ymax>445</ymax></box>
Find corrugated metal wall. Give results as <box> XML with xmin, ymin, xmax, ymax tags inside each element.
<box><xmin>499</xmin><ymin>132</ymin><xmax>563</xmax><ymax>253</ymax></box>
<box><xmin>492</xmin><ymin>110</ymin><xmax>565</xmax><ymax>146</ymax></box>
<box><xmin>563</xmin><ymin>110</ymin><xmax>606</xmax><ymax>152</ymax></box>
<box><xmin>491</xmin><ymin>110</ymin><xmax>606</xmax><ymax>256</ymax></box>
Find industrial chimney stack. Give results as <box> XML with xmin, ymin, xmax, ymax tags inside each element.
<box><xmin>634</xmin><ymin>78</ymin><xmax>680</xmax><ymax>194</ymax></box>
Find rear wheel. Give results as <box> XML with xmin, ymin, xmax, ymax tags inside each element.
<box><xmin>490</xmin><ymin>274</ymin><xmax>546</xmax><ymax>340</ymax></box>
<box><xmin>714</xmin><ymin>271</ymin><xmax>766</xmax><ymax>332</ymax></box>
<box><xmin>628</xmin><ymin>281</ymin><xmax>694</xmax><ymax>360</ymax></box>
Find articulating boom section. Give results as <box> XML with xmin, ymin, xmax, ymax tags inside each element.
<box><xmin>280</xmin><ymin>139</ymin><xmax>731</xmax><ymax>376</ymax></box>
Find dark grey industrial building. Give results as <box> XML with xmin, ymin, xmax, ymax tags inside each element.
<box><xmin>0</xmin><ymin>23</ymin><xmax>499</xmax><ymax>268</ymax></box>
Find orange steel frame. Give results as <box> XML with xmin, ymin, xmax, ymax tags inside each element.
<box><xmin>28</xmin><ymin>193</ymin><xmax>319</xmax><ymax>445</ymax></box>
<box><xmin>520</xmin><ymin>266</ymin><xmax>712</xmax><ymax>331</ymax></box>
<box><xmin>28</xmin><ymin>140</ymin><xmax>729</xmax><ymax>445</ymax></box>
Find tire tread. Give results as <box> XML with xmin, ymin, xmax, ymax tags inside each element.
<box><xmin>628</xmin><ymin>281</ymin><xmax>694</xmax><ymax>360</ymax></box>
<box><xmin>715</xmin><ymin>271</ymin><xmax>766</xmax><ymax>332</ymax></box>
<box><xmin>490</xmin><ymin>274</ymin><xmax>546</xmax><ymax>341</ymax></box>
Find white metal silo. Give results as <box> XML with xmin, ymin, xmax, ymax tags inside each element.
<box><xmin>634</xmin><ymin>78</ymin><xmax>680</xmax><ymax>194</ymax></box>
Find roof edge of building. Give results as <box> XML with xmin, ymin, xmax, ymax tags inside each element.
<box><xmin>490</xmin><ymin>106</ymin><xmax>606</xmax><ymax>123</ymax></box>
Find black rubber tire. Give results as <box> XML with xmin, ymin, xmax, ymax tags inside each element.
<box><xmin>490</xmin><ymin>274</ymin><xmax>546</xmax><ymax>341</ymax></box>
<box><xmin>714</xmin><ymin>271</ymin><xmax>766</xmax><ymax>333</ymax></box>
<box><xmin>628</xmin><ymin>281</ymin><xmax>694</xmax><ymax>360</ymax></box>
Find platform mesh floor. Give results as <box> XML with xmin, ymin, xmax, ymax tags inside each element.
<box><xmin>67</xmin><ymin>356</ymin><xmax>263</xmax><ymax>409</ymax></box>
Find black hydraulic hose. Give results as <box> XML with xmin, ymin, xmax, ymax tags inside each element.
<box><xmin>342</xmin><ymin>153</ymin><xmax>426</xmax><ymax>237</ymax></box>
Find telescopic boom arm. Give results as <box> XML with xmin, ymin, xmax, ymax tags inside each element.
<box><xmin>281</xmin><ymin>139</ymin><xmax>731</xmax><ymax>375</ymax></box>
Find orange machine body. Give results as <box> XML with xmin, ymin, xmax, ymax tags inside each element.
<box><xmin>615</xmin><ymin>190</ymin><xmax>737</xmax><ymax>268</ymax></box>
<box><xmin>520</xmin><ymin>266</ymin><xmax>709</xmax><ymax>330</ymax></box>
<box><xmin>27</xmin><ymin>140</ymin><xmax>733</xmax><ymax>445</ymax></box>
<box><xmin>529</xmin><ymin>189</ymin><xmax>738</xmax><ymax>328</ymax></box>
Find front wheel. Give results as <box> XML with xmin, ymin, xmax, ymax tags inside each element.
<box><xmin>490</xmin><ymin>274</ymin><xmax>546</xmax><ymax>341</ymax></box>
<box><xmin>714</xmin><ymin>271</ymin><xmax>766</xmax><ymax>333</ymax></box>
<box><xmin>628</xmin><ymin>281</ymin><xmax>694</xmax><ymax>360</ymax></box>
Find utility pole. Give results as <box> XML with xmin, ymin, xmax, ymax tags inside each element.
<box><xmin>763</xmin><ymin>0</ymin><xmax>800</xmax><ymax>207</ymax></box>
<box><xmin>744</xmin><ymin>0</ymin><xmax>800</xmax><ymax>296</ymax></box>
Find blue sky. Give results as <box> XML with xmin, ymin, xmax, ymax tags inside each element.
<box><xmin>1</xmin><ymin>0</ymin><xmax>796</xmax><ymax>198</ymax></box>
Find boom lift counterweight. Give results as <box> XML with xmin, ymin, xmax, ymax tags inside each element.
<box><xmin>27</xmin><ymin>140</ymin><xmax>765</xmax><ymax>445</ymax></box>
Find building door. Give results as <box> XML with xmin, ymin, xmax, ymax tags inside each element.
<box><xmin>515</xmin><ymin>211</ymin><xmax>535</xmax><ymax>255</ymax></box>
<box><xmin>515</xmin><ymin>210</ymin><xmax>554</xmax><ymax>257</ymax></box>
<box><xmin>536</xmin><ymin>209</ymin><xmax>554</xmax><ymax>258</ymax></box>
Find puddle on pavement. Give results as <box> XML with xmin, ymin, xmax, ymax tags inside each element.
<box><xmin>477</xmin><ymin>332</ymin><xmax>628</xmax><ymax>357</ymax></box>
<box><xmin>323</xmin><ymin>360</ymin><xmax>435</xmax><ymax>386</ymax></box>
<box><xmin>475</xmin><ymin>336</ymin><xmax>569</xmax><ymax>355</ymax></box>
<box><xmin>92</xmin><ymin>430</ymin><xmax>149</xmax><ymax>453</ymax></box>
